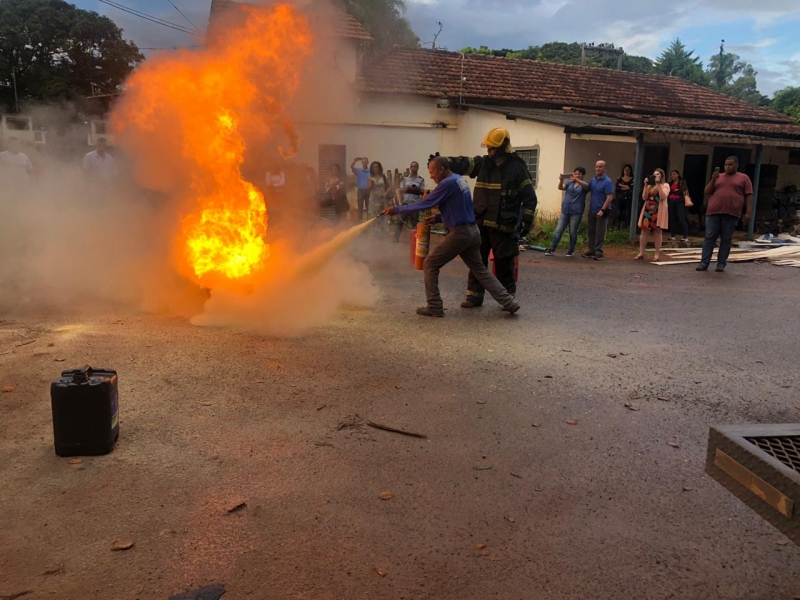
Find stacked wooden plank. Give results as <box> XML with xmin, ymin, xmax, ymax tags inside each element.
<box><xmin>653</xmin><ymin>244</ymin><xmax>800</xmax><ymax>266</ymax></box>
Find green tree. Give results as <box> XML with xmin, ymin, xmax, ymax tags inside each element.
<box><xmin>654</xmin><ymin>38</ymin><xmax>709</xmax><ymax>85</ymax></box>
<box><xmin>342</xmin><ymin>0</ymin><xmax>418</xmax><ymax>50</ymax></box>
<box><xmin>707</xmin><ymin>52</ymin><xmax>768</xmax><ymax>105</ymax></box>
<box><xmin>0</xmin><ymin>0</ymin><xmax>143</xmax><ymax>111</ymax></box>
<box><xmin>771</xmin><ymin>87</ymin><xmax>800</xmax><ymax>122</ymax></box>
<box><xmin>460</xmin><ymin>41</ymin><xmax>653</xmax><ymax>74</ymax></box>
<box><xmin>459</xmin><ymin>45</ymin><xmax>511</xmax><ymax>57</ymax></box>
<box><xmin>621</xmin><ymin>54</ymin><xmax>654</xmax><ymax>75</ymax></box>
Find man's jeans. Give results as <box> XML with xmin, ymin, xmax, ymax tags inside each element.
<box><xmin>424</xmin><ymin>224</ymin><xmax>516</xmax><ymax>311</ymax></box>
<box><xmin>549</xmin><ymin>212</ymin><xmax>582</xmax><ymax>253</ymax></box>
<box><xmin>587</xmin><ymin>211</ymin><xmax>609</xmax><ymax>257</ymax></box>
<box><xmin>701</xmin><ymin>214</ymin><xmax>739</xmax><ymax>267</ymax></box>
<box><xmin>668</xmin><ymin>199</ymin><xmax>689</xmax><ymax>238</ymax></box>
<box><xmin>356</xmin><ymin>188</ymin><xmax>370</xmax><ymax>220</ymax></box>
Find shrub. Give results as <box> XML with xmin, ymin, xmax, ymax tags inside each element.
<box><xmin>523</xmin><ymin>210</ymin><xmax>633</xmax><ymax>248</ymax></box>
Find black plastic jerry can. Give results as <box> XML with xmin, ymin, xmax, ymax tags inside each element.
<box><xmin>51</xmin><ymin>366</ymin><xmax>119</xmax><ymax>457</ymax></box>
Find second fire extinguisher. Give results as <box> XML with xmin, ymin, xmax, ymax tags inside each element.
<box><xmin>414</xmin><ymin>222</ymin><xmax>431</xmax><ymax>270</ymax></box>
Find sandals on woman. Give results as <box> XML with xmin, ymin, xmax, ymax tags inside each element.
<box><xmin>634</xmin><ymin>254</ymin><xmax>644</xmax><ymax>260</ymax></box>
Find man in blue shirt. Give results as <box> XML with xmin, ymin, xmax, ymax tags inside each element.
<box><xmin>350</xmin><ymin>156</ymin><xmax>370</xmax><ymax>220</ymax></box>
<box><xmin>383</xmin><ymin>156</ymin><xmax>520</xmax><ymax>317</ymax></box>
<box><xmin>545</xmin><ymin>166</ymin><xmax>587</xmax><ymax>257</ymax></box>
<box><xmin>578</xmin><ymin>160</ymin><xmax>615</xmax><ymax>260</ymax></box>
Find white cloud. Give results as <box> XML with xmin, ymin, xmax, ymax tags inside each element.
<box><xmin>727</xmin><ymin>38</ymin><xmax>778</xmax><ymax>53</ymax></box>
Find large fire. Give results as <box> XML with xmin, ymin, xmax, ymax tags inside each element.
<box><xmin>112</xmin><ymin>4</ymin><xmax>313</xmax><ymax>288</ymax></box>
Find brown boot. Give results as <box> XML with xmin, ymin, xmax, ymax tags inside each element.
<box><xmin>460</xmin><ymin>299</ymin><xmax>483</xmax><ymax>308</ymax></box>
<box><xmin>417</xmin><ymin>306</ymin><xmax>444</xmax><ymax>317</ymax></box>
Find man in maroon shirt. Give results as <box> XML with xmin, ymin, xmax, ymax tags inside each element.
<box><xmin>698</xmin><ymin>156</ymin><xmax>753</xmax><ymax>272</ymax></box>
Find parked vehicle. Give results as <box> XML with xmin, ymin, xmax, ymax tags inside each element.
<box><xmin>1</xmin><ymin>113</ymin><xmax>46</xmax><ymax>147</ymax></box>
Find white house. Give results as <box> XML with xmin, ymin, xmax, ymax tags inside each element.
<box><xmin>209</xmin><ymin>1</ymin><xmax>800</xmax><ymax>236</ymax></box>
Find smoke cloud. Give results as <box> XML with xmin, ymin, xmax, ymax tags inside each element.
<box><xmin>0</xmin><ymin>2</ymin><xmax>381</xmax><ymax>336</ymax></box>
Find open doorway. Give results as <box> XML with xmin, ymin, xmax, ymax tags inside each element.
<box><xmin>644</xmin><ymin>146</ymin><xmax>670</xmax><ymax>178</ymax></box>
<box><xmin>683</xmin><ymin>154</ymin><xmax>708</xmax><ymax>231</ymax></box>
<box><xmin>683</xmin><ymin>155</ymin><xmax>708</xmax><ymax>203</ymax></box>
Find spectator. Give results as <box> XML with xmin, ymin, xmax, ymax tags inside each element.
<box><xmin>0</xmin><ymin>137</ymin><xmax>33</xmax><ymax>186</ymax></box>
<box><xmin>367</xmin><ymin>161</ymin><xmax>390</xmax><ymax>220</ymax></box>
<box><xmin>82</xmin><ymin>137</ymin><xmax>118</xmax><ymax>185</ymax></box>
<box><xmin>614</xmin><ymin>164</ymin><xmax>634</xmax><ymax>229</ymax></box>
<box><xmin>350</xmin><ymin>156</ymin><xmax>370</xmax><ymax>220</ymax></box>
<box><xmin>264</xmin><ymin>163</ymin><xmax>286</xmax><ymax>196</ymax></box>
<box><xmin>322</xmin><ymin>164</ymin><xmax>349</xmax><ymax>220</ymax></box>
<box><xmin>394</xmin><ymin>160</ymin><xmax>425</xmax><ymax>242</ymax></box>
<box><xmin>635</xmin><ymin>168</ymin><xmax>669</xmax><ymax>261</ymax></box>
<box><xmin>545</xmin><ymin>167</ymin><xmax>587</xmax><ymax>257</ymax></box>
<box><xmin>698</xmin><ymin>157</ymin><xmax>753</xmax><ymax>273</ymax></box>
<box><xmin>667</xmin><ymin>170</ymin><xmax>690</xmax><ymax>242</ymax></box>
<box><xmin>580</xmin><ymin>160</ymin><xmax>615</xmax><ymax>261</ymax></box>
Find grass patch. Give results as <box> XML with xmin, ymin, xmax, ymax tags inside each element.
<box><xmin>524</xmin><ymin>210</ymin><xmax>634</xmax><ymax>248</ymax></box>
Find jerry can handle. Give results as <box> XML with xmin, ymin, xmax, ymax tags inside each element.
<box><xmin>72</xmin><ymin>365</ymin><xmax>93</xmax><ymax>383</ymax></box>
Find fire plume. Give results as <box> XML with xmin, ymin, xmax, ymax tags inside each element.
<box><xmin>112</xmin><ymin>4</ymin><xmax>313</xmax><ymax>288</ymax></box>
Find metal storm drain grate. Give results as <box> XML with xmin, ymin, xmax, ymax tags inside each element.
<box><xmin>707</xmin><ymin>425</ymin><xmax>800</xmax><ymax>546</ymax></box>
<box><xmin>746</xmin><ymin>436</ymin><xmax>800</xmax><ymax>473</ymax></box>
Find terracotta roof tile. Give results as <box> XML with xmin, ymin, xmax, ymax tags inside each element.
<box><xmin>330</xmin><ymin>11</ymin><xmax>373</xmax><ymax>41</ymax></box>
<box><xmin>360</xmin><ymin>48</ymin><xmax>798</xmax><ymax>137</ymax></box>
<box><xmin>578</xmin><ymin>110</ymin><xmax>800</xmax><ymax>138</ymax></box>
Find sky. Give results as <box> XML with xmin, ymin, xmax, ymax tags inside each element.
<box><xmin>73</xmin><ymin>0</ymin><xmax>800</xmax><ymax>96</ymax></box>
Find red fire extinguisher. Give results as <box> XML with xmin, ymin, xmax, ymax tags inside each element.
<box><xmin>489</xmin><ymin>250</ymin><xmax>519</xmax><ymax>281</ymax></box>
<box><xmin>414</xmin><ymin>222</ymin><xmax>431</xmax><ymax>270</ymax></box>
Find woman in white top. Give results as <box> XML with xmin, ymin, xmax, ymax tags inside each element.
<box><xmin>367</xmin><ymin>161</ymin><xmax>390</xmax><ymax>219</ymax></box>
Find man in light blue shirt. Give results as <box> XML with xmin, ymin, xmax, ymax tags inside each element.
<box><xmin>579</xmin><ymin>160</ymin><xmax>615</xmax><ymax>260</ymax></box>
<box><xmin>350</xmin><ymin>156</ymin><xmax>370</xmax><ymax>220</ymax></box>
<box><xmin>545</xmin><ymin>166</ymin><xmax>587</xmax><ymax>257</ymax></box>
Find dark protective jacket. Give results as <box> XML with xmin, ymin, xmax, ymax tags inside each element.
<box><xmin>447</xmin><ymin>153</ymin><xmax>537</xmax><ymax>234</ymax></box>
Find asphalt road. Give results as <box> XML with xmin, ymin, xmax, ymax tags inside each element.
<box><xmin>1</xmin><ymin>238</ymin><xmax>799</xmax><ymax>600</ymax></box>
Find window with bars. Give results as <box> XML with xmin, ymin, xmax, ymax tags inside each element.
<box><xmin>516</xmin><ymin>148</ymin><xmax>539</xmax><ymax>188</ymax></box>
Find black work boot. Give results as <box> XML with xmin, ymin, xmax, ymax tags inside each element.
<box><xmin>417</xmin><ymin>306</ymin><xmax>444</xmax><ymax>317</ymax></box>
<box><xmin>460</xmin><ymin>298</ymin><xmax>483</xmax><ymax>308</ymax></box>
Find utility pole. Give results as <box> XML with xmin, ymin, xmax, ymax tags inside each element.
<box><xmin>581</xmin><ymin>43</ymin><xmax>625</xmax><ymax>70</ymax></box>
<box><xmin>11</xmin><ymin>68</ymin><xmax>19</xmax><ymax>113</ymax></box>
<box><xmin>716</xmin><ymin>39</ymin><xmax>725</xmax><ymax>89</ymax></box>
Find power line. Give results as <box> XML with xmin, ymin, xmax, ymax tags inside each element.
<box><xmin>97</xmin><ymin>0</ymin><xmax>202</xmax><ymax>37</ymax></box>
<box><xmin>139</xmin><ymin>45</ymin><xmax>203</xmax><ymax>50</ymax></box>
<box><xmin>99</xmin><ymin>0</ymin><xmax>199</xmax><ymax>35</ymax></box>
<box><xmin>166</xmin><ymin>0</ymin><xmax>202</xmax><ymax>33</ymax></box>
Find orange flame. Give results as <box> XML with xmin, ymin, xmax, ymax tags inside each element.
<box><xmin>112</xmin><ymin>4</ymin><xmax>313</xmax><ymax>287</ymax></box>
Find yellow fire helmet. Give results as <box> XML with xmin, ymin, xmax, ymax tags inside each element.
<box><xmin>481</xmin><ymin>127</ymin><xmax>513</xmax><ymax>152</ymax></box>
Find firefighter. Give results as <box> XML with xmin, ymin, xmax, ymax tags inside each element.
<box><xmin>442</xmin><ymin>128</ymin><xmax>537</xmax><ymax>308</ymax></box>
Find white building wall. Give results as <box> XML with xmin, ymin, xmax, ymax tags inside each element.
<box><xmin>446</xmin><ymin>109</ymin><xmax>568</xmax><ymax>213</ymax></box>
<box><xmin>292</xmin><ymin>99</ymin><xmax>572</xmax><ymax>213</ymax></box>
<box><xmin>564</xmin><ymin>135</ymin><xmax>638</xmax><ymax>180</ymax></box>
<box><xmin>763</xmin><ymin>146</ymin><xmax>800</xmax><ymax>190</ymax></box>
<box><xmin>292</xmin><ymin>93</ymin><xmax>459</xmax><ymax>175</ymax></box>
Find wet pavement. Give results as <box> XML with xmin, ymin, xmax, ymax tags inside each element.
<box><xmin>1</xmin><ymin>241</ymin><xmax>799</xmax><ymax>599</ymax></box>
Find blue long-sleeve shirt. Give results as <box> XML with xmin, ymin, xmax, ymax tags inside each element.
<box><xmin>394</xmin><ymin>173</ymin><xmax>475</xmax><ymax>229</ymax></box>
<box><xmin>351</xmin><ymin>166</ymin><xmax>370</xmax><ymax>190</ymax></box>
